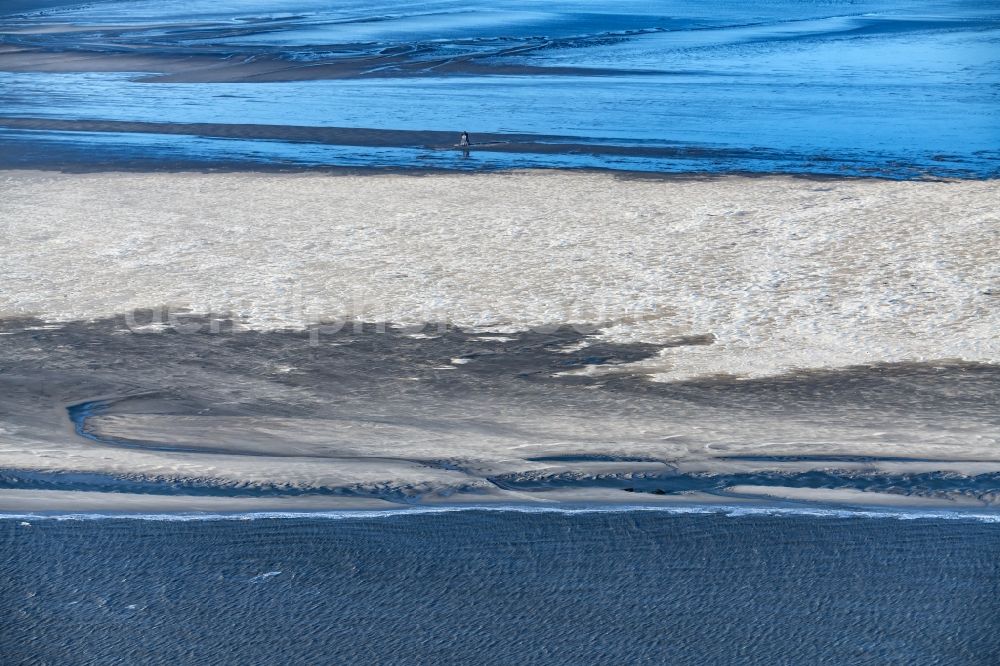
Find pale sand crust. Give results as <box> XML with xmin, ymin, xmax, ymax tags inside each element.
<box><xmin>0</xmin><ymin>489</ymin><xmax>403</xmax><ymax>514</ymax></box>
<box><xmin>0</xmin><ymin>487</ymin><xmax>710</xmax><ymax>514</ymax></box>
<box><xmin>724</xmin><ymin>486</ymin><xmax>988</xmax><ymax>510</ymax></box>
<box><xmin>2</xmin><ymin>169</ymin><xmax>997</xmax><ymax>381</ymax></box>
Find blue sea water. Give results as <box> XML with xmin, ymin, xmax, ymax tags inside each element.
<box><xmin>2</xmin><ymin>509</ymin><xmax>999</xmax><ymax>665</ymax></box>
<box><xmin>0</xmin><ymin>0</ymin><xmax>997</xmax><ymax>176</ymax></box>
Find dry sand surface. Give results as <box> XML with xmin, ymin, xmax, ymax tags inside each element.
<box><xmin>3</xmin><ymin>170</ymin><xmax>997</xmax><ymax>380</ymax></box>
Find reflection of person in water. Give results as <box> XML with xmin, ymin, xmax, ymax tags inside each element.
<box><xmin>459</xmin><ymin>131</ymin><xmax>470</xmax><ymax>147</ymax></box>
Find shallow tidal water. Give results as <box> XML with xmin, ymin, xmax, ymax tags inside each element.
<box><xmin>3</xmin><ymin>510</ymin><xmax>999</xmax><ymax>665</ymax></box>
<box><xmin>0</xmin><ymin>0</ymin><xmax>997</xmax><ymax>176</ymax></box>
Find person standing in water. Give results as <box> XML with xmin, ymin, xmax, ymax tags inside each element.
<box><xmin>459</xmin><ymin>131</ymin><xmax>470</xmax><ymax>148</ymax></box>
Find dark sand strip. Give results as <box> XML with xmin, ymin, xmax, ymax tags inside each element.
<box><xmin>0</xmin><ymin>116</ymin><xmax>782</xmax><ymax>158</ymax></box>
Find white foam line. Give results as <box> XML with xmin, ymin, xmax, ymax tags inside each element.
<box><xmin>3</xmin><ymin>503</ymin><xmax>998</xmax><ymax>523</ymax></box>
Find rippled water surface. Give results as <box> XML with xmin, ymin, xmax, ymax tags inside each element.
<box><xmin>3</xmin><ymin>511</ymin><xmax>999</xmax><ymax>665</ymax></box>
